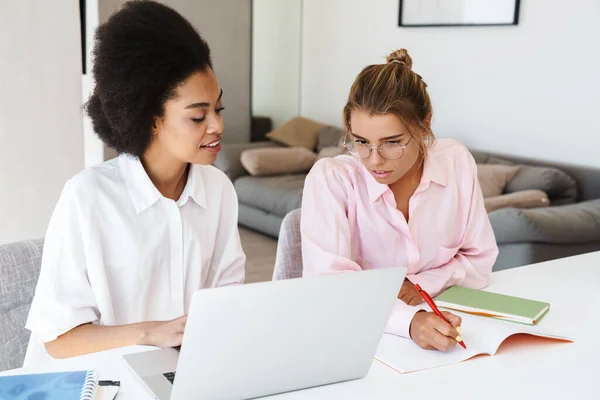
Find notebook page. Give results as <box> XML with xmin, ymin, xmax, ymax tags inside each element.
<box><xmin>374</xmin><ymin>312</ymin><xmax>571</xmax><ymax>373</ymax></box>
<box><xmin>375</xmin><ymin>313</ymin><xmax>493</xmax><ymax>373</ymax></box>
<box><xmin>375</xmin><ymin>334</ymin><xmax>482</xmax><ymax>373</ymax></box>
<box><xmin>463</xmin><ymin>311</ymin><xmax>572</xmax><ymax>355</ymax></box>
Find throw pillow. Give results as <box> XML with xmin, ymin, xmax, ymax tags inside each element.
<box><xmin>213</xmin><ymin>141</ymin><xmax>278</xmax><ymax>181</ymax></box>
<box><xmin>265</xmin><ymin>116</ymin><xmax>325</xmax><ymax>150</ymax></box>
<box><xmin>477</xmin><ymin>164</ymin><xmax>521</xmax><ymax>198</ymax></box>
<box><xmin>476</xmin><ymin>155</ymin><xmax>578</xmax><ymax>205</ymax></box>
<box><xmin>240</xmin><ymin>147</ymin><xmax>318</xmax><ymax>176</ymax></box>
<box><xmin>484</xmin><ymin>190</ymin><xmax>550</xmax><ymax>213</ymax></box>
<box><xmin>469</xmin><ymin>150</ymin><xmax>490</xmax><ymax>164</ymax></box>
<box><xmin>505</xmin><ymin>165</ymin><xmax>578</xmax><ymax>206</ymax></box>
<box><xmin>316</xmin><ymin>125</ymin><xmax>346</xmax><ymax>152</ymax></box>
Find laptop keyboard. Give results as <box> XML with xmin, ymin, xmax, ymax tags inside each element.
<box><xmin>163</xmin><ymin>372</ymin><xmax>176</xmax><ymax>385</ymax></box>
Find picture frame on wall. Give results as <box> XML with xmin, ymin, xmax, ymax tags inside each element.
<box><xmin>79</xmin><ymin>0</ymin><xmax>86</xmax><ymax>74</ymax></box>
<box><xmin>398</xmin><ymin>0</ymin><xmax>521</xmax><ymax>27</ymax></box>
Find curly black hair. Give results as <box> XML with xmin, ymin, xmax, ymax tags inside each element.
<box><xmin>85</xmin><ymin>0</ymin><xmax>213</xmax><ymax>156</ymax></box>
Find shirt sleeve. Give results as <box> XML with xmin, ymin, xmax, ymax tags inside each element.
<box><xmin>301</xmin><ymin>160</ymin><xmax>419</xmax><ymax>339</ymax></box>
<box><xmin>407</xmin><ymin>148</ymin><xmax>499</xmax><ymax>297</ymax></box>
<box><xmin>300</xmin><ymin>160</ymin><xmax>362</xmax><ymax>275</ymax></box>
<box><xmin>25</xmin><ymin>180</ymin><xmax>100</xmax><ymax>343</ymax></box>
<box><xmin>209</xmin><ymin>180</ymin><xmax>246</xmax><ymax>287</ymax></box>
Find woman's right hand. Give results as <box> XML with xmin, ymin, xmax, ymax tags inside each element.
<box><xmin>409</xmin><ymin>311</ymin><xmax>462</xmax><ymax>352</ymax></box>
<box><xmin>141</xmin><ymin>315</ymin><xmax>188</xmax><ymax>348</ymax></box>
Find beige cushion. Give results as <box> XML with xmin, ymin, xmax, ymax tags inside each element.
<box><xmin>240</xmin><ymin>147</ymin><xmax>317</xmax><ymax>176</ymax></box>
<box><xmin>484</xmin><ymin>189</ymin><xmax>550</xmax><ymax>213</ymax></box>
<box><xmin>477</xmin><ymin>164</ymin><xmax>521</xmax><ymax>198</ymax></box>
<box><xmin>266</xmin><ymin>117</ymin><xmax>325</xmax><ymax>150</ymax></box>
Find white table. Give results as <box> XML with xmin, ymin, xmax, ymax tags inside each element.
<box><xmin>2</xmin><ymin>252</ymin><xmax>599</xmax><ymax>399</ymax></box>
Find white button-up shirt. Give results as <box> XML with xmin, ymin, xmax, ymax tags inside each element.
<box><xmin>24</xmin><ymin>154</ymin><xmax>246</xmax><ymax>366</ymax></box>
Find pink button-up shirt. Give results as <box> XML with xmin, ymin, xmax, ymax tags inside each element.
<box><xmin>301</xmin><ymin>138</ymin><xmax>498</xmax><ymax>338</ymax></box>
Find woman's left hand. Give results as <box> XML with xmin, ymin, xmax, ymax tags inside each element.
<box><xmin>398</xmin><ymin>279</ymin><xmax>424</xmax><ymax>306</ymax></box>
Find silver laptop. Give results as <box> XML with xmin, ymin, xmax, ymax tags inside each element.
<box><xmin>124</xmin><ymin>267</ymin><xmax>406</xmax><ymax>399</ymax></box>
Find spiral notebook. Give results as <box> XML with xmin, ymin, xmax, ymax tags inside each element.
<box><xmin>0</xmin><ymin>370</ymin><xmax>99</xmax><ymax>400</ymax></box>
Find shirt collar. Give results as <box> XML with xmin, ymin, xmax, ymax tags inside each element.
<box><xmin>178</xmin><ymin>164</ymin><xmax>207</xmax><ymax>208</ymax></box>
<box><xmin>363</xmin><ymin>166</ymin><xmax>389</xmax><ymax>204</ymax></box>
<box><xmin>362</xmin><ymin>153</ymin><xmax>447</xmax><ymax>204</ymax></box>
<box><xmin>119</xmin><ymin>155</ymin><xmax>207</xmax><ymax>213</ymax></box>
<box><xmin>421</xmin><ymin>152</ymin><xmax>447</xmax><ymax>189</ymax></box>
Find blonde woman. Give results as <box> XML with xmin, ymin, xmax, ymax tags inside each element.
<box><xmin>301</xmin><ymin>49</ymin><xmax>498</xmax><ymax>352</ymax></box>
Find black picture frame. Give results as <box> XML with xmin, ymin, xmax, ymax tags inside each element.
<box><xmin>80</xmin><ymin>0</ymin><xmax>86</xmax><ymax>74</ymax></box>
<box><xmin>398</xmin><ymin>0</ymin><xmax>520</xmax><ymax>28</ymax></box>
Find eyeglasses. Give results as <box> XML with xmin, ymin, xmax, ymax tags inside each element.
<box><xmin>343</xmin><ymin>134</ymin><xmax>412</xmax><ymax>160</ymax></box>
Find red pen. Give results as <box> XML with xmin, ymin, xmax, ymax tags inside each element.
<box><xmin>415</xmin><ymin>284</ymin><xmax>467</xmax><ymax>350</ymax></box>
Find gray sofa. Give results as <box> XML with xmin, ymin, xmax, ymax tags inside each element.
<box><xmin>0</xmin><ymin>239</ymin><xmax>43</xmax><ymax>371</ymax></box>
<box><xmin>215</xmin><ymin>137</ymin><xmax>600</xmax><ymax>271</ymax></box>
<box><xmin>472</xmin><ymin>150</ymin><xmax>600</xmax><ymax>270</ymax></box>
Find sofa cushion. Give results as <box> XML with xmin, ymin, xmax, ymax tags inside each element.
<box><xmin>0</xmin><ymin>239</ymin><xmax>44</xmax><ymax>371</ymax></box>
<box><xmin>316</xmin><ymin>125</ymin><xmax>346</xmax><ymax>152</ymax></box>
<box><xmin>469</xmin><ymin>150</ymin><xmax>490</xmax><ymax>164</ymax></box>
<box><xmin>240</xmin><ymin>147</ymin><xmax>317</xmax><ymax>177</ymax></box>
<box><xmin>477</xmin><ymin>164</ymin><xmax>521</xmax><ymax>198</ymax></box>
<box><xmin>507</xmin><ymin>165</ymin><xmax>578</xmax><ymax>205</ymax></box>
<box><xmin>485</xmin><ymin>155</ymin><xmax>513</xmax><ymax>165</ymax></box>
<box><xmin>494</xmin><ymin>242</ymin><xmax>600</xmax><ymax>272</ymax></box>
<box><xmin>488</xmin><ymin>198</ymin><xmax>600</xmax><ymax>244</ymax></box>
<box><xmin>213</xmin><ymin>141</ymin><xmax>278</xmax><ymax>182</ymax></box>
<box><xmin>484</xmin><ymin>189</ymin><xmax>549</xmax><ymax>213</ymax></box>
<box><xmin>235</xmin><ymin>174</ymin><xmax>306</xmax><ymax>218</ymax></box>
<box><xmin>477</xmin><ymin>154</ymin><xmax>578</xmax><ymax>205</ymax></box>
<box><xmin>266</xmin><ymin>117</ymin><xmax>325</xmax><ymax>150</ymax></box>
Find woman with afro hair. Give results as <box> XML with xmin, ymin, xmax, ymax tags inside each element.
<box><xmin>24</xmin><ymin>0</ymin><xmax>245</xmax><ymax>365</ymax></box>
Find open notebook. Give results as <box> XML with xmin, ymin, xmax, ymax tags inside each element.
<box><xmin>0</xmin><ymin>371</ymin><xmax>99</xmax><ymax>400</ymax></box>
<box><xmin>374</xmin><ymin>311</ymin><xmax>572</xmax><ymax>373</ymax></box>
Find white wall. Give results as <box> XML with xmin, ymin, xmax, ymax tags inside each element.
<box><xmin>166</xmin><ymin>0</ymin><xmax>252</xmax><ymax>142</ymax></box>
<box><xmin>83</xmin><ymin>0</ymin><xmax>105</xmax><ymax>168</ymax></box>
<box><xmin>83</xmin><ymin>74</ymin><xmax>105</xmax><ymax>168</ymax></box>
<box><xmin>0</xmin><ymin>1</ymin><xmax>84</xmax><ymax>244</ymax></box>
<box><xmin>252</xmin><ymin>0</ymin><xmax>302</xmax><ymax>128</ymax></box>
<box><xmin>301</xmin><ymin>0</ymin><xmax>600</xmax><ymax>167</ymax></box>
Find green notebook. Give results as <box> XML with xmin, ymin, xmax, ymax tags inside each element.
<box><xmin>435</xmin><ymin>286</ymin><xmax>550</xmax><ymax>325</ymax></box>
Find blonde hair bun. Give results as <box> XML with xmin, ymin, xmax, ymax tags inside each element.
<box><xmin>386</xmin><ymin>48</ymin><xmax>412</xmax><ymax>70</ymax></box>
